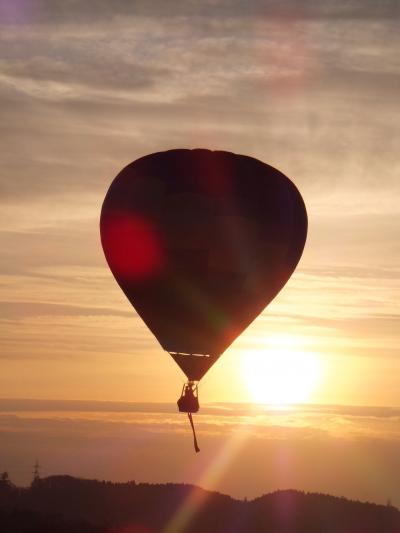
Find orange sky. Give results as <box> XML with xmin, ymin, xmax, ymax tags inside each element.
<box><xmin>1</xmin><ymin>1</ymin><xmax>400</xmax><ymax>510</ymax></box>
<box><xmin>0</xmin><ymin>3</ymin><xmax>399</xmax><ymax>408</ymax></box>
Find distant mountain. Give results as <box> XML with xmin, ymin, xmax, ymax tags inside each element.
<box><xmin>1</xmin><ymin>475</ymin><xmax>399</xmax><ymax>532</ymax></box>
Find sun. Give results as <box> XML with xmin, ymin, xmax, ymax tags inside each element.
<box><xmin>242</xmin><ymin>344</ymin><xmax>323</xmax><ymax>406</ymax></box>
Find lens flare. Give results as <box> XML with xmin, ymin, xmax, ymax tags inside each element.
<box><xmin>101</xmin><ymin>212</ymin><xmax>164</xmax><ymax>280</ymax></box>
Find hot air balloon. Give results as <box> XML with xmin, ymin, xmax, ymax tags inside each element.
<box><xmin>100</xmin><ymin>149</ymin><xmax>307</xmax><ymax>451</ymax></box>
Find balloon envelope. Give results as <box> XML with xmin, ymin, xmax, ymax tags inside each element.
<box><xmin>100</xmin><ymin>149</ymin><xmax>307</xmax><ymax>380</ymax></box>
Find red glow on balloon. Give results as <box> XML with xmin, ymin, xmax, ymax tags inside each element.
<box><xmin>101</xmin><ymin>213</ymin><xmax>164</xmax><ymax>280</ymax></box>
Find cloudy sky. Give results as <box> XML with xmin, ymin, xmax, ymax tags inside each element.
<box><xmin>0</xmin><ymin>0</ymin><xmax>399</xmax><ymax>504</ymax></box>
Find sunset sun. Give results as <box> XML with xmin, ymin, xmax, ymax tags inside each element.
<box><xmin>242</xmin><ymin>345</ymin><xmax>323</xmax><ymax>406</ymax></box>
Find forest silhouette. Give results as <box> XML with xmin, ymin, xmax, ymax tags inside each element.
<box><xmin>1</xmin><ymin>473</ymin><xmax>399</xmax><ymax>532</ymax></box>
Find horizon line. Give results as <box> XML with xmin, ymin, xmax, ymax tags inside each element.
<box><xmin>0</xmin><ymin>397</ymin><xmax>399</xmax><ymax>414</ymax></box>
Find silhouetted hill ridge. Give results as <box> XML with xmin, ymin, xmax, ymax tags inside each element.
<box><xmin>1</xmin><ymin>475</ymin><xmax>399</xmax><ymax>532</ymax></box>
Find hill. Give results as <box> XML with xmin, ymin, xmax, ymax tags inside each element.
<box><xmin>1</xmin><ymin>475</ymin><xmax>399</xmax><ymax>532</ymax></box>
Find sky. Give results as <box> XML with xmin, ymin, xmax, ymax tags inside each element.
<box><xmin>0</xmin><ymin>0</ymin><xmax>399</xmax><ymax>504</ymax></box>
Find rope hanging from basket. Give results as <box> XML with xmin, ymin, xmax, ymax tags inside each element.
<box><xmin>188</xmin><ymin>412</ymin><xmax>200</xmax><ymax>453</ymax></box>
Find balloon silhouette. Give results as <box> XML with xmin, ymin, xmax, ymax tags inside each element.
<box><xmin>100</xmin><ymin>149</ymin><xmax>307</xmax><ymax>429</ymax></box>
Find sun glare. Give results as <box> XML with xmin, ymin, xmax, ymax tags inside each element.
<box><xmin>242</xmin><ymin>341</ymin><xmax>323</xmax><ymax>406</ymax></box>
